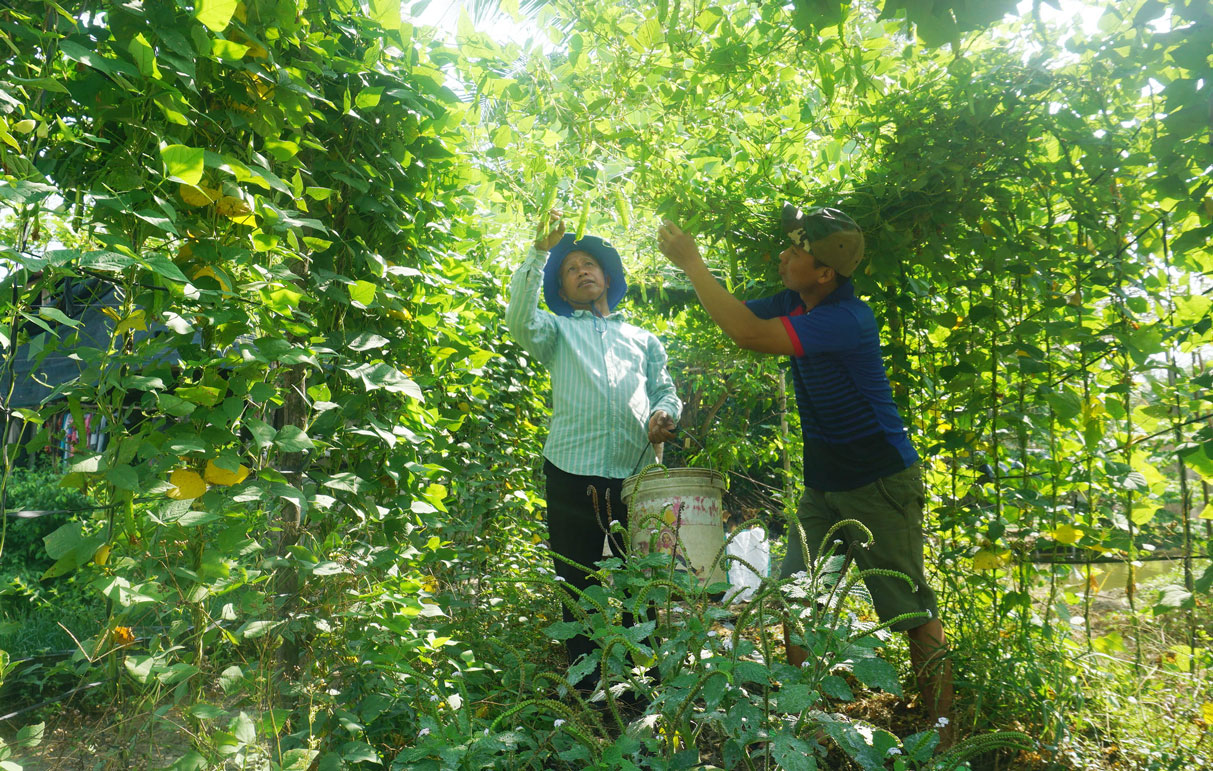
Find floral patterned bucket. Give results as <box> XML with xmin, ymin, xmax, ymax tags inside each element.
<box><xmin>622</xmin><ymin>467</ymin><xmax>727</xmax><ymax>587</ymax></box>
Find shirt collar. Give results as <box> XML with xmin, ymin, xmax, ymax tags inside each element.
<box><xmin>822</xmin><ymin>281</ymin><xmax>855</xmax><ymax>305</ymax></box>
<box><xmin>786</xmin><ymin>281</ymin><xmax>853</xmax><ymax>312</ymax></box>
<box><xmin>790</xmin><ymin>281</ymin><xmax>853</xmax><ymax>312</ymax></box>
<box><xmin>570</xmin><ymin>308</ymin><xmax>626</xmax><ymax>321</ymax></box>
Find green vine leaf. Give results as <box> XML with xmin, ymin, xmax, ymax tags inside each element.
<box><xmin>195</xmin><ymin>0</ymin><xmax>238</xmax><ymax>32</ymax></box>
<box><xmin>160</xmin><ymin>144</ymin><xmax>205</xmax><ymax>186</ymax></box>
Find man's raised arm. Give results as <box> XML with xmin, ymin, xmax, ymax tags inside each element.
<box><xmin>656</xmin><ymin>219</ymin><xmax>794</xmax><ymax>356</ymax></box>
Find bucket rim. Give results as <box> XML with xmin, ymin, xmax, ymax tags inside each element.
<box><xmin>621</xmin><ymin>467</ymin><xmax>727</xmax><ymax>503</ymax></box>
<box><xmin>622</xmin><ymin>466</ymin><xmax>726</xmax><ymax>484</ymax></box>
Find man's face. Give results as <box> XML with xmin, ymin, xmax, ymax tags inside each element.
<box><xmin>558</xmin><ymin>250</ymin><xmax>609</xmax><ymax>308</ymax></box>
<box><xmin>778</xmin><ymin>242</ymin><xmax>832</xmax><ymax>292</ymax></box>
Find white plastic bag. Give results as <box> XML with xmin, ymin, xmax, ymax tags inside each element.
<box><xmin>725</xmin><ymin>526</ymin><xmax>769</xmax><ymax>603</ymax></box>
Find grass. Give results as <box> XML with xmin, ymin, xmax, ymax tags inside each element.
<box><xmin>1057</xmin><ymin>564</ymin><xmax>1213</xmax><ymax>771</ymax></box>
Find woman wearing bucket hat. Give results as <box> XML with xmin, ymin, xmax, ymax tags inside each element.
<box><xmin>656</xmin><ymin>205</ymin><xmax>953</xmax><ymax>739</ymax></box>
<box><xmin>506</xmin><ymin>210</ymin><xmax>682</xmax><ymax>698</ymax></box>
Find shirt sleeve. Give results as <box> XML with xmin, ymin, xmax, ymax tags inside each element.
<box><xmin>745</xmin><ymin>292</ymin><xmax>791</xmax><ymax>320</ymax></box>
<box><xmin>505</xmin><ymin>247</ymin><xmax>558</xmax><ymax>363</ymax></box>
<box><xmin>645</xmin><ymin>334</ymin><xmax>683</xmax><ymax>423</ymax></box>
<box><xmin>746</xmin><ymin>291</ymin><xmax>861</xmax><ymax>357</ymax></box>
<box><xmin>784</xmin><ymin>305</ymin><xmax>862</xmax><ymax>356</ymax></box>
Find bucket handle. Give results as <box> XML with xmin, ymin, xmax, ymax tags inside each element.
<box><xmin>629</xmin><ymin>426</ymin><xmax>713</xmax><ymax>477</ymax></box>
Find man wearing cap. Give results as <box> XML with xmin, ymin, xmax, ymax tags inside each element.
<box><xmin>506</xmin><ymin>212</ymin><xmax>681</xmax><ymax>693</ymax></box>
<box><xmin>656</xmin><ymin>206</ymin><xmax>952</xmax><ymax>730</ymax></box>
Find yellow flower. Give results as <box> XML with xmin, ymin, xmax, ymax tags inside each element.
<box><xmin>111</xmin><ymin>626</ymin><xmax>136</xmax><ymax>646</ymax></box>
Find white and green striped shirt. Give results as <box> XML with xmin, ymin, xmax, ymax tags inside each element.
<box><xmin>506</xmin><ymin>248</ymin><xmax>682</xmax><ymax>479</ymax></box>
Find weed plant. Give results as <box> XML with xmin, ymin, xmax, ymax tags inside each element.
<box><xmin>937</xmin><ymin>550</ymin><xmax>1213</xmax><ymax>770</ymax></box>
<box><xmin>395</xmin><ymin>466</ymin><xmax>1032</xmax><ymax>770</ymax></box>
<box><xmin>1051</xmin><ymin>564</ymin><xmax>1213</xmax><ymax>771</ymax></box>
<box><xmin>10</xmin><ymin>465</ymin><xmax>1205</xmax><ymax>770</ymax></box>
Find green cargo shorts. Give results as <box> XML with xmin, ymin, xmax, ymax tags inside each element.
<box><xmin>780</xmin><ymin>465</ymin><xmax>938</xmax><ymax>632</ymax></box>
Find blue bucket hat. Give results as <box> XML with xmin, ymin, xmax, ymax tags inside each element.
<box><xmin>542</xmin><ymin>233</ymin><xmax>628</xmax><ymax>316</ymax></box>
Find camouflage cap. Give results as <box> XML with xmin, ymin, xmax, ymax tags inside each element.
<box><xmin>781</xmin><ymin>203</ymin><xmax>865</xmax><ymax>277</ymax></box>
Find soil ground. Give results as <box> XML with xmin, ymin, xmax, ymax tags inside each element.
<box><xmin>15</xmin><ymin>705</ymin><xmax>188</xmax><ymax>770</ymax></box>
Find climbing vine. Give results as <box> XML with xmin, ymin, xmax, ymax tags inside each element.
<box><xmin>0</xmin><ymin>0</ymin><xmax>1210</xmax><ymax>768</ymax></box>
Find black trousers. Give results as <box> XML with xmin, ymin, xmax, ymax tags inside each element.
<box><xmin>543</xmin><ymin>459</ymin><xmax>646</xmax><ymax>687</ymax></box>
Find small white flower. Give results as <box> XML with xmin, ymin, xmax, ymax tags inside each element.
<box><xmin>887</xmin><ymin>747</ymin><xmax>902</xmax><ymax>756</ymax></box>
<box><xmin>554</xmin><ymin>719</ymin><xmax>566</xmax><ymax>727</ymax></box>
<box><xmin>707</xmin><ymin>630</ymin><xmax>717</xmax><ymax>637</ymax></box>
<box><xmin>554</xmin><ymin>576</ymin><xmax>566</xmax><ymax>582</ymax></box>
<box><xmin>801</xmin><ymin>661</ymin><xmax>810</xmax><ymax>668</ymax></box>
<box><xmin>483</xmin><ymin>728</ymin><xmax>490</xmax><ymax>736</ymax></box>
<box><xmin>935</xmin><ymin>716</ymin><xmax>950</xmax><ymax>727</ymax></box>
<box><xmin>419</xmin><ymin>728</ymin><xmax>431</xmax><ymax>736</ymax></box>
<box><xmin>429</xmin><ymin>695</ymin><xmax>439</xmax><ymax>702</ymax></box>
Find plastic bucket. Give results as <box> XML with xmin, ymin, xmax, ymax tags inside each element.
<box><xmin>622</xmin><ymin>468</ymin><xmax>727</xmax><ymax>586</ymax></box>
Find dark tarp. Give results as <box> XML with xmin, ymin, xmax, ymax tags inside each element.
<box><xmin>0</xmin><ymin>278</ymin><xmax>134</xmax><ymax>409</ymax></box>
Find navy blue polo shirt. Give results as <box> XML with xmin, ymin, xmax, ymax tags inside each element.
<box><xmin>747</xmin><ymin>283</ymin><xmax>918</xmax><ymax>492</ymax></box>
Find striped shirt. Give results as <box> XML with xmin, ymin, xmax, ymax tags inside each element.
<box><xmin>747</xmin><ymin>284</ymin><xmax>918</xmax><ymax>492</ymax></box>
<box><xmin>506</xmin><ymin>248</ymin><xmax>682</xmax><ymax>479</ymax></box>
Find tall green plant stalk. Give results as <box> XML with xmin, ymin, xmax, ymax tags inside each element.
<box><xmin>1160</xmin><ymin>218</ymin><xmax>1199</xmax><ymax>672</ymax></box>
<box><xmin>778</xmin><ymin>370</ymin><xmax>792</xmax><ymax>516</ymax></box>
<box><xmin>1013</xmin><ymin>276</ymin><xmax>1032</xmax><ymax>629</ymax></box>
<box><xmin>1105</xmin><ymin>166</ymin><xmax>1144</xmax><ymax>671</ymax></box>
<box><xmin>1075</xmin><ymin>256</ymin><xmax>1095</xmax><ymax>652</ymax></box>
<box><xmin>1199</xmin><ymin>352</ymin><xmax>1213</xmax><ymax>548</ymax></box>
<box><xmin>1120</xmin><ymin>347</ymin><xmax>1142</xmax><ymax>673</ymax></box>
<box><xmin>988</xmin><ymin>272</ymin><xmax>1004</xmax><ymax>630</ymax></box>
<box><xmin>0</xmin><ymin>267</ymin><xmax>26</xmax><ymax>563</ymax></box>
<box><xmin>1043</xmin><ymin>334</ymin><xmax>1061</xmax><ymax>631</ymax></box>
